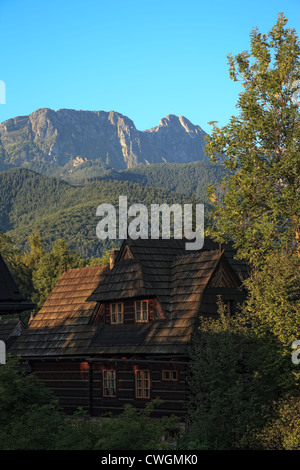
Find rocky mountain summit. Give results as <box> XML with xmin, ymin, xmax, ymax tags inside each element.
<box><xmin>0</xmin><ymin>108</ymin><xmax>209</xmax><ymax>177</ymax></box>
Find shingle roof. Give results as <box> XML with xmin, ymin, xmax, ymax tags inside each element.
<box><xmin>10</xmin><ymin>265</ymin><xmax>109</xmax><ymax>357</ymax></box>
<box><xmin>9</xmin><ymin>238</ymin><xmax>248</xmax><ymax>359</ymax></box>
<box><xmin>0</xmin><ymin>317</ymin><xmax>26</xmax><ymax>341</ymax></box>
<box><xmin>88</xmin><ymin>259</ymin><xmax>155</xmax><ymax>302</ymax></box>
<box><xmin>122</xmin><ymin>237</ymin><xmax>249</xmax><ymax>283</ymax></box>
<box><xmin>29</xmin><ymin>265</ymin><xmax>109</xmax><ymax>329</ymax></box>
<box><xmin>0</xmin><ymin>254</ymin><xmax>35</xmax><ymax>314</ymax></box>
<box><xmin>171</xmin><ymin>250</ymin><xmax>223</xmax><ymax>320</ymax></box>
<box><xmin>89</xmin><ymin>237</ymin><xmax>248</xmax><ymax>318</ymax></box>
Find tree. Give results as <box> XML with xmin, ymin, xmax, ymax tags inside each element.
<box><xmin>254</xmin><ymin>394</ymin><xmax>300</xmax><ymax>450</ymax></box>
<box><xmin>243</xmin><ymin>251</ymin><xmax>300</xmax><ymax>349</ymax></box>
<box><xmin>0</xmin><ymin>356</ymin><xmax>64</xmax><ymax>450</ymax></box>
<box><xmin>22</xmin><ymin>231</ymin><xmax>45</xmax><ymax>271</ymax></box>
<box><xmin>184</xmin><ymin>13</ymin><xmax>300</xmax><ymax>450</ymax></box>
<box><xmin>182</xmin><ymin>303</ymin><xmax>293</xmax><ymax>450</ymax></box>
<box><xmin>32</xmin><ymin>238</ymin><xmax>85</xmax><ymax>307</ymax></box>
<box><xmin>205</xmin><ymin>13</ymin><xmax>300</xmax><ymax>351</ymax></box>
<box><xmin>56</xmin><ymin>401</ymin><xmax>179</xmax><ymax>451</ymax></box>
<box><xmin>206</xmin><ymin>13</ymin><xmax>300</xmax><ymax>265</ymax></box>
<box><xmin>86</xmin><ymin>249</ymin><xmax>111</xmax><ymax>266</ymax></box>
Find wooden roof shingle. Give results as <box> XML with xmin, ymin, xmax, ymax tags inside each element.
<box><xmin>0</xmin><ymin>317</ymin><xmax>26</xmax><ymax>341</ymax></box>
<box><xmin>9</xmin><ymin>238</ymin><xmax>248</xmax><ymax>359</ymax></box>
<box><xmin>0</xmin><ymin>254</ymin><xmax>35</xmax><ymax>314</ymax></box>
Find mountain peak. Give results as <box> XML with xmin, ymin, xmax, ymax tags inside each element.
<box><xmin>0</xmin><ymin>108</ymin><xmax>209</xmax><ymax>174</ymax></box>
<box><xmin>147</xmin><ymin>114</ymin><xmax>204</xmax><ymax>135</ymax></box>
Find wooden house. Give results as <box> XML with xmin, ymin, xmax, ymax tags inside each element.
<box><xmin>9</xmin><ymin>238</ymin><xmax>248</xmax><ymax>419</ymax></box>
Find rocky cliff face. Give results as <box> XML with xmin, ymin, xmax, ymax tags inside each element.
<box><xmin>0</xmin><ymin>108</ymin><xmax>209</xmax><ymax>174</ymax></box>
<box><xmin>142</xmin><ymin>114</ymin><xmax>208</xmax><ymax>164</ymax></box>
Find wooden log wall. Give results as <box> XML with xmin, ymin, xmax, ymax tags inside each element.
<box><xmin>30</xmin><ymin>358</ymin><xmax>187</xmax><ymax>418</ymax></box>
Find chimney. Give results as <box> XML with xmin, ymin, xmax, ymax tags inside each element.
<box><xmin>110</xmin><ymin>249</ymin><xmax>118</xmax><ymax>269</ymax></box>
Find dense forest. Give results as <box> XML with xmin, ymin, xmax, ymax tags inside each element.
<box><xmin>63</xmin><ymin>160</ymin><xmax>226</xmax><ymax>197</ymax></box>
<box><xmin>0</xmin><ymin>165</ymin><xmax>215</xmax><ymax>258</ymax></box>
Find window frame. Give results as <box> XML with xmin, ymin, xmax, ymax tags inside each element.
<box><xmin>135</xmin><ymin>299</ymin><xmax>149</xmax><ymax>323</ymax></box>
<box><xmin>135</xmin><ymin>369</ymin><xmax>150</xmax><ymax>399</ymax></box>
<box><xmin>103</xmin><ymin>369</ymin><xmax>117</xmax><ymax>397</ymax></box>
<box><xmin>162</xmin><ymin>370</ymin><xmax>178</xmax><ymax>382</ymax></box>
<box><xmin>110</xmin><ymin>302</ymin><xmax>124</xmax><ymax>324</ymax></box>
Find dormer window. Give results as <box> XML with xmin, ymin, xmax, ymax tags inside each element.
<box><xmin>110</xmin><ymin>302</ymin><xmax>123</xmax><ymax>323</ymax></box>
<box><xmin>135</xmin><ymin>300</ymin><xmax>149</xmax><ymax>322</ymax></box>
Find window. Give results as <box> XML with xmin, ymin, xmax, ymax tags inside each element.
<box><xmin>135</xmin><ymin>370</ymin><xmax>150</xmax><ymax>399</ymax></box>
<box><xmin>110</xmin><ymin>303</ymin><xmax>123</xmax><ymax>323</ymax></box>
<box><xmin>135</xmin><ymin>300</ymin><xmax>149</xmax><ymax>322</ymax></box>
<box><xmin>103</xmin><ymin>370</ymin><xmax>116</xmax><ymax>397</ymax></box>
<box><xmin>162</xmin><ymin>370</ymin><xmax>178</xmax><ymax>381</ymax></box>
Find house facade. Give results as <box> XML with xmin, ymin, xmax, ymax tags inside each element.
<box><xmin>9</xmin><ymin>238</ymin><xmax>248</xmax><ymax>419</ymax></box>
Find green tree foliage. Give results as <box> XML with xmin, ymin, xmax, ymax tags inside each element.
<box><xmin>0</xmin><ymin>231</ymin><xmax>110</xmax><ymax>310</ymax></box>
<box><xmin>86</xmin><ymin>249</ymin><xmax>111</xmax><ymax>266</ymax></box>
<box><xmin>204</xmin><ymin>13</ymin><xmax>300</xmax><ymax>352</ymax></box>
<box><xmin>56</xmin><ymin>401</ymin><xmax>179</xmax><ymax>451</ymax></box>
<box><xmin>254</xmin><ymin>394</ymin><xmax>300</xmax><ymax>450</ymax></box>
<box><xmin>185</xmin><ymin>13</ymin><xmax>300</xmax><ymax>450</ymax></box>
<box><xmin>94</xmin><ymin>401</ymin><xmax>178</xmax><ymax>451</ymax></box>
<box><xmin>22</xmin><ymin>232</ymin><xmax>45</xmax><ymax>270</ymax></box>
<box><xmin>182</xmin><ymin>305</ymin><xmax>293</xmax><ymax>450</ymax></box>
<box><xmin>243</xmin><ymin>251</ymin><xmax>300</xmax><ymax>350</ymax></box>
<box><xmin>206</xmin><ymin>13</ymin><xmax>300</xmax><ymax>264</ymax></box>
<box><xmin>31</xmin><ymin>238</ymin><xmax>85</xmax><ymax>307</ymax></box>
<box><xmin>0</xmin><ymin>357</ymin><xmax>64</xmax><ymax>450</ymax></box>
<box><xmin>104</xmin><ymin>161</ymin><xmax>226</xmax><ymax>201</ymax></box>
<box><xmin>0</xmin><ymin>167</ymin><xmax>196</xmax><ymax>258</ymax></box>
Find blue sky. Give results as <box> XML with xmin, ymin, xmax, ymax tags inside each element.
<box><xmin>0</xmin><ymin>0</ymin><xmax>299</xmax><ymax>133</ymax></box>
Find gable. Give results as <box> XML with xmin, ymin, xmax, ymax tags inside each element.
<box><xmin>0</xmin><ymin>318</ymin><xmax>26</xmax><ymax>341</ymax></box>
<box><xmin>0</xmin><ymin>254</ymin><xmax>35</xmax><ymax>314</ymax></box>
<box><xmin>119</xmin><ymin>245</ymin><xmax>134</xmax><ymax>260</ymax></box>
<box><xmin>88</xmin><ymin>259</ymin><xmax>155</xmax><ymax>303</ymax></box>
<box><xmin>207</xmin><ymin>259</ymin><xmax>240</xmax><ymax>289</ymax></box>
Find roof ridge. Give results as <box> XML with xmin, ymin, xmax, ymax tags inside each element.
<box><xmin>172</xmin><ymin>248</ymin><xmax>222</xmax><ymax>262</ymax></box>
<box><xmin>63</xmin><ymin>264</ymin><xmax>109</xmax><ymax>274</ymax></box>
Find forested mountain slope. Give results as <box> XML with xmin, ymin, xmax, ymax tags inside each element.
<box><xmin>0</xmin><ymin>168</ymin><xmax>196</xmax><ymax>257</ymax></box>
